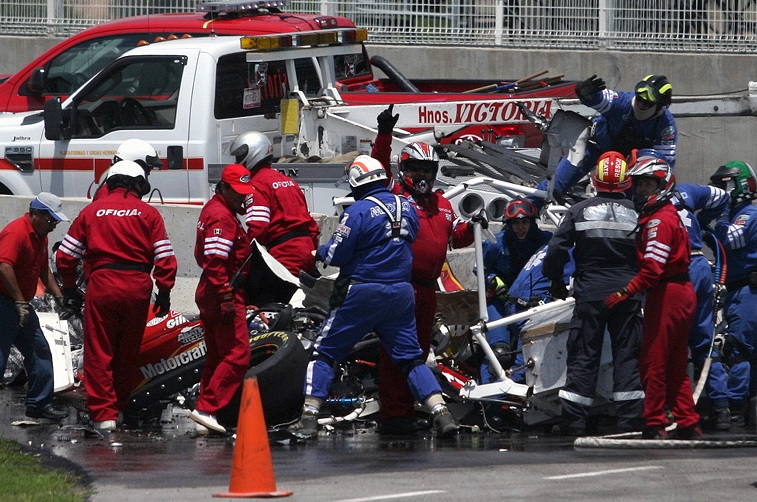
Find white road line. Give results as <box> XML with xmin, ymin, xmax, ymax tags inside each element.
<box><xmin>544</xmin><ymin>465</ymin><xmax>664</xmax><ymax>480</ymax></box>
<box><xmin>333</xmin><ymin>490</ymin><xmax>447</xmax><ymax>502</ymax></box>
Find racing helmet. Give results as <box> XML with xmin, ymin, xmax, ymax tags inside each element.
<box><xmin>398</xmin><ymin>142</ymin><xmax>440</xmax><ymax>196</ymax></box>
<box><xmin>347</xmin><ymin>155</ymin><xmax>387</xmax><ymax>188</ymax></box>
<box><xmin>592</xmin><ymin>151</ymin><xmax>631</xmax><ymax>193</ymax></box>
<box><xmin>633</xmin><ymin>75</ymin><xmax>672</xmax><ymax>120</ymax></box>
<box><xmin>710</xmin><ymin>160</ymin><xmax>757</xmax><ymax>206</ymax></box>
<box><xmin>627</xmin><ymin>156</ymin><xmax>676</xmax><ymax>213</ymax></box>
<box><xmin>112</xmin><ymin>139</ymin><xmax>162</xmax><ymax>173</ymax></box>
<box><xmin>230</xmin><ymin>131</ymin><xmax>273</xmax><ymax>171</ymax></box>
<box><xmin>504</xmin><ymin>198</ymin><xmax>537</xmax><ymax>222</ymax></box>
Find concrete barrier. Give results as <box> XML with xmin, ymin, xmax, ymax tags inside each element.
<box><xmin>1</xmin><ymin>194</ymin><xmax>482</xmax><ymax>316</ymax></box>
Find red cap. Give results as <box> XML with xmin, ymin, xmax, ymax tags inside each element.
<box><xmin>221</xmin><ymin>164</ymin><xmax>254</xmax><ymax>194</ymax></box>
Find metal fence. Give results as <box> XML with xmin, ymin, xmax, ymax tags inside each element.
<box><xmin>1</xmin><ymin>0</ymin><xmax>756</xmax><ymax>52</ymax></box>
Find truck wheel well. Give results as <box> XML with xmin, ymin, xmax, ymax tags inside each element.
<box><xmin>0</xmin><ymin>183</ymin><xmax>11</xmax><ymax>195</ymax></box>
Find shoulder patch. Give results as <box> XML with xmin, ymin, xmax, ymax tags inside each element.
<box><xmin>214</xmin><ymin>228</ymin><xmax>221</xmax><ymax>235</ymax></box>
<box><xmin>661</xmin><ymin>126</ymin><xmax>676</xmax><ymax>143</ymax></box>
<box><xmin>336</xmin><ymin>223</ymin><xmax>351</xmax><ymax>237</ymax></box>
<box><xmin>734</xmin><ymin>214</ymin><xmax>750</xmax><ymax>226</ymax></box>
<box><xmin>647</xmin><ymin>219</ymin><xmax>661</xmax><ymax>228</ymax></box>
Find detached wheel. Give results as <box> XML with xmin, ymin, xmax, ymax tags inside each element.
<box><xmin>218</xmin><ymin>330</ymin><xmax>307</xmax><ymax>427</ymax></box>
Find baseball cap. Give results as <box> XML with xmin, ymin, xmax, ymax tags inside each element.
<box><xmin>221</xmin><ymin>164</ymin><xmax>254</xmax><ymax>194</ymax></box>
<box><xmin>30</xmin><ymin>192</ymin><xmax>69</xmax><ymax>222</ymax></box>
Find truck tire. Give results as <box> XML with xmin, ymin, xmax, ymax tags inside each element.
<box><xmin>217</xmin><ymin>330</ymin><xmax>307</xmax><ymax>427</ymax></box>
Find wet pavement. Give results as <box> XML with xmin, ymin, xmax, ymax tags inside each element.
<box><xmin>3</xmin><ymin>384</ymin><xmax>757</xmax><ymax>501</ymax></box>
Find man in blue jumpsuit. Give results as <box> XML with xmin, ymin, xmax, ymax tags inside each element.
<box><xmin>534</xmin><ymin>74</ymin><xmax>676</xmax><ymax>204</ymax></box>
<box><xmin>480</xmin><ymin>198</ymin><xmax>551</xmax><ymax>383</ymax></box>
<box><xmin>482</xmin><ymin>243</ymin><xmax>575</xmax><ymax>385</ymax></box>
<box><xmin>673</xmin><ymin>181</ymin><xmax>731</xmax><ymax>429</ymax></box>
<box><xmin>710</xmin><ymin>160</ymin><xmax>757</xmax><ymax>427</ymax></box>
<box><xmin>544</xmin><ymin>151</ymin><xmax>645</xmax><ymax>435</ymax></box>
<box><xmin>287</xmin><ymin>155</ymin><xmax>459</xmax><ymax>439</ymax></box>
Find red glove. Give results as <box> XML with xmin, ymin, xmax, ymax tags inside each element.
<box><xmin>219</xmin><ymin>282</ymin><xmax>233</xmax><ymax>302</ymax></box>
<box><xmin>220</xmin><ymin>301</ymin><xmax>236</xmax><ymax>324</ymax></box>
<box><xmin>604</xmin><ymin>288</ymin><xmax>630</xmax><ymax>309</ymax></box>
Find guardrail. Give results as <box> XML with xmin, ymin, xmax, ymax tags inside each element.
<box><xmin>1</xmin><ymin>0</ymin><xmax>756</xmax><ymax>53</ymax></box>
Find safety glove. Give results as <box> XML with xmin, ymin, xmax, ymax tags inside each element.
<box><xmin>54</xmin><ymin>296</ymin><xmax>77</xmax><ymax>320</ymax></box>
<box><xmin>492</xmin><ymin>342</ymin><xmax>513</xmax><ymax>368</ymax></box>
<box><xmin>549</xmin><ymin>280</ymin><xmax>569</xmax><ymax>300</ymax></box>
<box><xmin>220</xmin><ymin>301</ymin><xmax>236</xmax><ymax>324</ymax></box>
<box><xmin>61</xmin><ymin>287</ymin><xmax>84</xmax><ymax>316</ymax></box>
<box><xmin>376</xmin><ymin>104</ymin><xmax>399</xmax><ymax>135</ymax></box>
<box><xmin>487</xmin><ymin>275</ymin><xmax>509</xmax><ymax>301</ymax></box>
<box><xmin>574</xmin><ymin>74</ymin><xmax>606</xmax><ymax>102</ymax></box>
<box><xmin>470</xmin><ymin>209</ymin><xmax>489</xmax><ymax>230</ymax></box>
<box><xmin>604</xmin><ymin>287</ymin><xmax>630</xmax><ymax>309</ymax></box>
<box><xmin>15</xmin><ymin>301</ymin><xmax>30</xmax><ymax>329</ymax></box>
<box><xmin>152</xmin><ymin>290</ymin><xmax>171</xmax><ymax>318</ymax></box>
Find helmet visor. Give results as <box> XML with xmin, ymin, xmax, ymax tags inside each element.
<box><xmin>403</xmin><ymin>159</ymin><xmax>437</xmax><ymax>174</ymax></box>
<box><xmin>634</xmin><ymin>82</ymin><xmax>662</xmax><ymax>106</ymax></box>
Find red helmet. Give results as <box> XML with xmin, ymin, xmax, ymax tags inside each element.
<box><xmin>398</xmin><ymin>142</ymin><xmax>439</xmax><ymax>196</ymax></box>
<box><xmin>504</xmin><ymin>198</ymin><xmax>537</xmax><ymax>221</ymax></box>
<box><xmin>592</xmin><ymin>151</ymin><xmax>631</xmax><ymax>193</ymax></box>
<box><xmin>627</xmin><ymin>156</ymin><xmax>676</xmax><ymax>213</ymax></box>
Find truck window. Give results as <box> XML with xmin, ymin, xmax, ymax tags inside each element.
<box><xmin>333</xmin><ymin>51</ymin><xmax>371</xmax><ymax>81</ymax></box>
<box><xmin>21</xmin><ymin>34</ymin><xmax>153</xmax><ymax>96</ymax></box>
<box><xmin>72</xmin><ymin>56</ymin><xmax>185</xmax><ymax>138</ymax></box>
<box><xmin>214</xmin><ymin>53</ymin><xmax>321</xmax><ymax>120</ymax></box>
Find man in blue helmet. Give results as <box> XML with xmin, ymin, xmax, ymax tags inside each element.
<box><xmin>709</xmin><ymin>160</ymin><xmax>757</xmax><ymax>428</ymax></box>
<box><xmin>534</xmin><ymin>74</ymin><xmax>676</xmax><ymax>206</ymax></box>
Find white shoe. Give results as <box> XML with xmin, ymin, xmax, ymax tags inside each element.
<box><xmin>189</xmin><ymin>409</ymin><xmax>226</xmax><ymax>434</ymax></box>
<box><xmin>93</xmin><ymin>420</ymin><xmax>117</xmax><ymax>431</ymax></box>
<box><xmin>195</xmin><ymin>422</ymin><xmax>209</xmax><ymax>436</ymax></box>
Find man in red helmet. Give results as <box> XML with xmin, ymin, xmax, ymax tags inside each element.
<box><xmin>605</xmin><ymin>155</ymin><xmax>700</xmax><ymax>439</ymax></box>
<box><xmin>543</xmin><ymin>151</ymin><xmax>644</xmax><ymax>435</ymax></box>
<box><xmin>370</xmin><ymin>105</ymin><xmax>475</xmax><ymax>435</ymax></box>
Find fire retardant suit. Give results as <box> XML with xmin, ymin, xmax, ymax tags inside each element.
<box><xmin>543</xmin><ymin>194</ymin><xmax>644</xmax><ymax>433</ymax></box>
<box><xmin>536</xmin><ymin>89</ymin><xmax>677</xmax><ymax>197</ymax></box>
<box><xmin>244</xmin><ymin>165</ymin><xmax>319</xmax><ymax>275</ymax></box>
<box><xmin>371</xmin><ymin>133</ymin><xmax>474</xmax><ymax>421</ymax></box>
<box><xmin>56</xmin><ymin>187</ymin><xmax>177</xmax><ymax>423</ymax></box>
<box><xmin>483</xmin><ymin>244</ymin><xmax>575</xmax><ymax>384</ymax></box>
<box><xmin>672</xmin><ymin>184</ymin><xmax>730</xmax><ymax>412</ymax></box>
<box><xmin>625</xmin><ymin>203</ymin><xmax>698</xmax><ymax>431</ymax></box>
<box><xmin>194</xmin><ymin>194</ymin><xmax>252</xmax><ymax>417</ymax></box>
<box><xmin>715</xmin><ymin>198</ymin><xmax>757</xmax><ymax>415</ymax></box>
<box><xmin>305</xmin><ymin>186</ymin><xmax>444</xmax><ymax>409</ymax></box>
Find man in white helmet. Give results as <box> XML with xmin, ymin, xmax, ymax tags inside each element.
<box><xmin>287</xmin><ymin>155</ymin><xmax>459</xmax><ymax>440</ymax></box>
<box><xmin>229</xmin><ymin>132</ymin><xmax>319</xmax><ymax>289</ymax></box>
<box><xmin>57</xmin><ymin>160</ymin><xmax>177</xmax><ymax>432</ymax></box>
<box><xmin>93</xmin><ymin>138</ymin><xmax>162</xmax><ymax>201</ymax></box>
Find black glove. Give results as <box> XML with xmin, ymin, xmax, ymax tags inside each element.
<box><xmin>54</xmin><ymin>296</ymin><xmax>77</xmax><ymax>320</ymax></box>
<box><xmin>574</xmin><ymin>74</ymin><xmax>606</xmax><ymax>102</ymax></box>
<box><xmin>470</xmin><ymin>209</ymin><xmax>489</xmax><ymax>230</ymax></box>
<box><xmin>376</xmin><ymin>104</ymin><xmax>399</xmax><ymax>135</ymax></box>
<box><xmin>61</xmin><ymin>287</ymin><xmax>84</xmax><ymax>316</ymax></box>
<box><xmin>152</xmin><ymin>290</ymin><xmax>171</xmax><ymax>318</ymax></box>
<box><xmin>15</xmin><ymin>301</ymin><xmax>30</xmax><ymax>329</ymax></box>
<box><xmin>713</xmin><ymin>284</ymin><xmax>726</xmax><ymax>312</ymax></box>
<box><xmin>492</xmin><ymin>342</ymin><xmax>513</xmax><ymax>369</ymax></box>
<box><xmin>549</xmin><ymin>280</ymin><xmax>569</xmax><ymax>300</ymax></box>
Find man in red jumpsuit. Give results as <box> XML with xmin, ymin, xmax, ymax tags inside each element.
<box><xmin>189</xmin><ymin>164</ymin><xmax>254</xmax><ymax>435</ymax></box>
<box><xmin>229</xmin><ymin>132</ymin><xmax>319</xmax><ymax>279</ymax></box>
<box><xmin>56</xmin><ymin>161</ymin><xmax>177</xmax><ymax>431</ymax></box>
<box><xmin>371</xmin><ymin>105</ymin><xmax>476</xmax><ymax>435</ymax></box>
<box><xmin>604</xmin><ymin>155</ymin><xmax>700</xmax><ymax>439</ymax></box>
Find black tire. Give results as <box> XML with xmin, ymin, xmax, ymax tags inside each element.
<box><xmin>217</xmin><ymin>330</ymin><xmax>307</xmax><ymax>427</ymax></box>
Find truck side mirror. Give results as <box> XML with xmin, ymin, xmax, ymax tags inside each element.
<box><xmin>43</xmin><ymin>97</ymin><xmax>73</xmax><ymax>141</ymax></box>
<box><xmin>27</xmin><ymin>68</ymin><xmax>46</xmax><ymax>95</ymax></box>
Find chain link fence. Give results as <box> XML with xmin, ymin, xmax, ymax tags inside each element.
<box><xmin>1</xmin><ymin>0</ymin><xmax>756</xmax><ymax>52</ymax></box>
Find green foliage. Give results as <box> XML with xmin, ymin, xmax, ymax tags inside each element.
<box><xmin>0</xmin><ymin>438</ymin><xmax>89</xmax><ymax>502</ymax></box>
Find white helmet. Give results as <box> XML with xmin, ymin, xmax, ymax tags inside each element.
<box><xmin>108</xmin><ymin>160</ymin><xmax>146</xmax><ymax>180</ymax></box>
<box><xmin>347</xmin><ymin>155</ymin><xmax>386</xmax><ymax>188</ymax></box>
<box><xmin>112</xmin><ymin>139</ymin><xmax>162</xmax><ymax>172</ymax></box>
<box><xmin>229</xmin><ymin>131</ymin><xmax>273</xmax><ymax>171</ymax></box>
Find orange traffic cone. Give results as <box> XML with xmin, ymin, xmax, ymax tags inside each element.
<box><xmin>214</xmin><ymin>377</ymin><xmax>293</xmax><ymax>498</ymax></box>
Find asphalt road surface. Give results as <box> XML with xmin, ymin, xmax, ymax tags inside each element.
<box><xmin>2</xmin><ymin>385</ymin><xmax>757</xmax><ymax>502</ymax></box>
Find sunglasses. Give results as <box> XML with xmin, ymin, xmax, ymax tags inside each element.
<box><xmin>37</xmin><ymin>211</ymin><xmax>59</xmax><ymax>226</ymax></box>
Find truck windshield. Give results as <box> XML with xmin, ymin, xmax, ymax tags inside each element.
<box><xmin>72</xmin><ymin>56</ymin><xmax>185</xmax><ymax>138</ymax></box>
